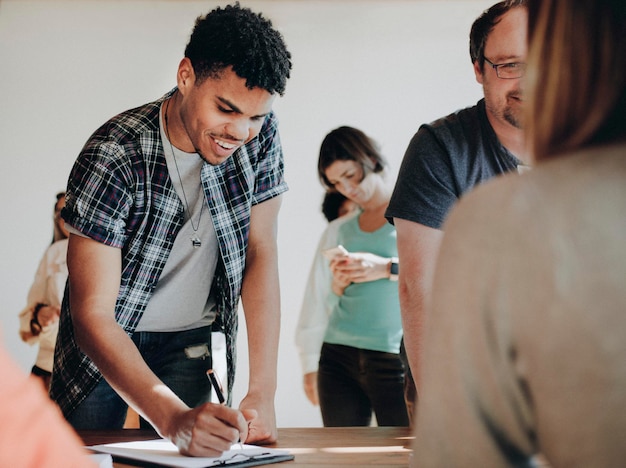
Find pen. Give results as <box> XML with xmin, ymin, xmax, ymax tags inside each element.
<box><xmin>207</xmin><ymin>369</ymin><xmax>244</xmax><ymax>449</ymax></box>
<box><xmin>207</xmin><ymin>369</ymin><xmax>226</xmax><ymax>404</ymax></box>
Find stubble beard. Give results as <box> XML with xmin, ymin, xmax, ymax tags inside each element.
<box><xmin>487</xmin><ymin>97</ymin><xmax>524</xmax><ymax>130</ymax></box>
<box><xmin>504</xmin><ymin>107</ymin><xmax>523</xmax><ymax>129</ymax></box>
<box><xmin>503</xmin><ymin>89</ymin><xmax>524</xmax><ymax>129</ymax></box>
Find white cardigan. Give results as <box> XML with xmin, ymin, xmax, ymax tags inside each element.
<box><xmin>18</xmin><ymin>238</ymin><xmax>68</xmax><ymax>372</ymax></box>
<box><xmin>294</xmin><ymin>210</ymin><xmax>358</xmax><ymax>375</ymax></box>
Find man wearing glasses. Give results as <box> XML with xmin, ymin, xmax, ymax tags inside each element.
<box><xmin>385</xmin><ymin>0</ymin><xmax>528</xmax><ymax>412</ymax></box>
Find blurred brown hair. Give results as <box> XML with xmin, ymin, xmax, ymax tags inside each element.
<box><xmin>526</xmin><ymin>0</ymin><xmax>626</xmax><ymax>161</ymax></box>
<box><xmin>53</xmin><ymin>191</ymin><xmax>67</xmax><ymax>243</ymax></box>
<box><xmin>317</xmin><ymin>126</ymin><xmax>386</xmax><ymax>190</ymax></box>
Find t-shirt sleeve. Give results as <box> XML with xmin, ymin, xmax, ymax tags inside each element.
<box><xmin>62</xmin><ymin>134</ymin><xmax>133</xmax><ymax>249</ymax></box>
<box><xmin>386</xmin><ymin>124</ymin><xmax>460</xmax><ymax>230</ymax></box>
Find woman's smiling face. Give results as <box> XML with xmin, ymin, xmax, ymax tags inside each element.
<box><xmin>324</xmin><ymin>160</ymin><xmax>378</xmax><ymax>205</ymax></box>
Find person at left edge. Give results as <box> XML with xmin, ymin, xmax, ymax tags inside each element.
<box><xmin>49</xmin><ymin>4</ymin><xmax>292</xmax><ymax>458</ymax></box>
<box><xmin>18</xmin><ymin>192</ymin><xmax>68</xmax><ymax>391</ymax></box>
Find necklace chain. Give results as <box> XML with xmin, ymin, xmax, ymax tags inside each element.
<box><xmin>164</xmin><ymin>95</ymin><xmax>204</xmax><ymax>247</ymax></box>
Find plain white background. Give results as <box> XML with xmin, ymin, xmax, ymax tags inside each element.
<box><xmin>1</xmin><ymin>0</ymin><xmax>494</xmax><ymax>427</ymax></box>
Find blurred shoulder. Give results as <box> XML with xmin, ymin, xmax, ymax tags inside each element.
<box><xmin>443</xmin><ymin>143</ymin><xmax>626</xmax><ymax>248</ymax></box>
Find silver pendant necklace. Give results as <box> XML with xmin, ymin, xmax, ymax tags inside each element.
<box><xmin>165</xmin><ymin>95</ymin><xmax>203</xmax><ymax>249</ymax></box>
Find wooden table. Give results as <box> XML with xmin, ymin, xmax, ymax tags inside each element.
<box><xmin>80</xmin><ymin>426</ymin><xmax>413</xmax><ymax>467</ymax></box>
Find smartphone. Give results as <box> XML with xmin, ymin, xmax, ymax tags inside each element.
<box><xmin>322</xmin><ymin>245</ymin><xmax>348</xmax><ymax>260</ymax></box>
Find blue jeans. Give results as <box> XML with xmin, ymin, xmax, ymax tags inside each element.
<box><xmin>318</xmin><ymin>343</ymin><xmax>409</xmax><ymax>427</ymax></box>
<box><xmin>67</xmin><ymin>326</ymin><xmax>213</xmax><ymax>430</ymax></box>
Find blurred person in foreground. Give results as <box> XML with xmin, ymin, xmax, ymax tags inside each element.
<box><xmin>411</xmin><ymin>0</ymin><xmax>626</xmax><ymax>466</ymax></box>
<box><xmin>0</xmin><ymin>334</ymin><xmax>97</xmax><ymax>467</ymax></box>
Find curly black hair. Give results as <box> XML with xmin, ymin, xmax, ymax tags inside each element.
<box><xmin>184</xmin><ymin>2</ymin><xmax>292</xmax><ymax>95</ymax></box>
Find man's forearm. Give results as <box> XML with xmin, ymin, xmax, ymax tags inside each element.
<box><xmin>241</xmin><ymin>251</ymin><xmax>280</xmax><ymax>396</ymax></box>
<box><xmin>242</xmin><ymin>196</ymin><xmax>283</xmax><ymax>397</ymax></box>
<box><xmin>394</xmin><ymin>219</ymin><xmax>444</xmax><ymax>389</ymax></box>
<box><xmin>398</xmin><ymin>280</ymin><xmax>426</xmax><ymax>387</ymax></box>
<box><xmin>238</xmin><ymin>236</ymin><xmax>280</xmax><ymax>444</ymax></box>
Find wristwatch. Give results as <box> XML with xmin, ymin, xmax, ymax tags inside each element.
<box><xmin>389</xmin><ymin>257</ymin><xmax>399</xmax><ymax>281</ymax></box>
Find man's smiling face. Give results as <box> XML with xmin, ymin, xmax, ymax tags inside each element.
<box><xmin>177</xmin><ymin>61</ymin><xmax>275</xmax><ymax>165</ymax></box>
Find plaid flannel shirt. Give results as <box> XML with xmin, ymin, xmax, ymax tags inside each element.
<box><xmin>50</xmin><ymin>89</ymin><xmax>288</xmax><ymax>415</ymax></box>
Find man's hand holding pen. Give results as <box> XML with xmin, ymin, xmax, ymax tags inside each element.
<box><xmin>163</xmin><ymin>369</ymin><xmax>250</xmax><ymax>457</ymax></box>
<box><xmin>168</xmin><ymin>402</ymin><xmax>249</xmax><ymax>457</ymax></box>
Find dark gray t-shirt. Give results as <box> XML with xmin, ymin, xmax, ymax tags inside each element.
<box><xmin>386</xmin><ymin>99</ymin><xmax>522</xmax><ymax>229</ymax></box>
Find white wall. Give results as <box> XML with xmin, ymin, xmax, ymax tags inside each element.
<box><xmin>0</xmin><ymin>0</ymin><xmax>494</xmax><ymax>427</ymax></box>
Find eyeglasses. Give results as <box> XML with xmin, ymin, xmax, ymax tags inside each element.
<box><xmin>483</xmin><ymin>57</ymin><xmax>526</xmax><ymax>79</ymax></box>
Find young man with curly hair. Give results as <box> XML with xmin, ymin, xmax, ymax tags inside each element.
<box><xmin>50</xmin><ymin>3</ymin><xmax>292</xmax><ymax>457</ymax></box>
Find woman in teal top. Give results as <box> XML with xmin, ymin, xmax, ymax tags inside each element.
<box><xmin>316</xmin><ymin>126</ymin><xmax>409</xmax><ymax>427</ymax></box>
<box><xmin>325</xmin><ymin>217</ymin><xmax>402</xmax><ymax>352</ymax></box>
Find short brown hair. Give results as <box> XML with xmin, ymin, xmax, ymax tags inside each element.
<box><xmin>469</xmin><ymin>0</ymin><xmax>527</xmax><ymax>68</ymax></box>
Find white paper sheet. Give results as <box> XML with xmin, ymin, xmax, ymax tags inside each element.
<box><xmin>88</xmin><ymin>438</ymin><xmax>293</xmax><ymax>468</ymax></box>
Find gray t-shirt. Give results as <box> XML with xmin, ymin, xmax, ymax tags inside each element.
<box><xmin>135</xmin><ymin>107</ymin><xmax>218</xmax><ymax>332</ymax></box>
<box><xmin>385</xmin><ymin>99</ymin><xmax>523</xmax><ymax>229</ymax></box>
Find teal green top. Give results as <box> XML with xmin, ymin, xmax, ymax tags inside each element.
<box><xmin>323</xmin><ymin>213</ymin><xmax>403</xmax><ymax>354</ymax></box>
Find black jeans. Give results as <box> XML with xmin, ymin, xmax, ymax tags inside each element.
<box><xmin>318</xmin><ymin>343</ymin><xmax>409</xmax><ymax>427</ymax></box>
<box><xmin>67</xmin><ymin>326</ymin><xmax>213</xmax><ymax>430</ymax></box>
